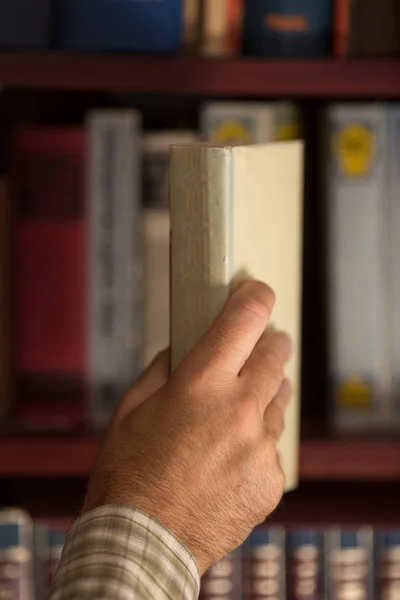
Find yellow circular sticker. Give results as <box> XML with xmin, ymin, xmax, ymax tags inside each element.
<box><xmin>337</xmin><ymin>376</ymin><xmax>372</xmax><ymax>410</ymax></box>
<box><xmin>276</xmin><ymin>122</ymin><xmax>301</xmax><ymax>141</ymax></box>
<box><xmin>211</xmin><ymin>120</ymin><xmax>252</xmax><ymax>145</ymax></box>
<box><xmin>335</xmin><ymin>124</ymin><xmax>375</xmax><ymax>177</ymax></box>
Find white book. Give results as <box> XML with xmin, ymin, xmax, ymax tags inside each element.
<box><xmin>87</xmin><ymin>109</ymin><xmax>143</xmax><ymax>428</ymax></box>
<box><xmin>201</xmin><ymin>101</ymin><xmax>301</xmax><ymax>146</ymax></box>
<box><xmin>170</xmin><ymin>141</ymin><xmax>304</xmax><ymax>492</ymax></box>
<box><xmin>142</xmin><ymin>131</ymin><xmax>197</xmax><ymax>368</ymax></box>
<box><xmin>327</xmin><ymin>104</ymin><xmax>390</xmax><ymax>431</ymax></box>
<box><xmin>388</xmin><ymin>105</ymin><xmax>400</xmax><ymax>424</ymax></box>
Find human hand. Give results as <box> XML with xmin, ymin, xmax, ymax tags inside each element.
<box><xmin>83</xmin><ymin>280</ymin><xmax>292</xmax><ymax>575</ymax></box>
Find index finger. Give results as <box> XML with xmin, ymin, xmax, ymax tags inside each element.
<box><xmin>187</xmin><ymin>280</ymin><xmax>276</xmax><ymax>378</ymax></box>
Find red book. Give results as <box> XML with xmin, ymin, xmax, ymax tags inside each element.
<box><xmin>11</xmin><ymin>127</ymin><xmax>86</xmax><ymax>429</ymax></box>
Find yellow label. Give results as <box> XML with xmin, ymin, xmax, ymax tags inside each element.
<box><xmin>335</xmin><ymin>124</ymin><xmax>375</xmax><ymax>177</ymax></box>
<box><xmin>337</xmin><ymin>377</ymin><xmax>372</xmax><ymax>410</ymax></box>
<box><xmin>276</xmin><ymin>121</ymin><xmax>301</xmax><ymax>141</ymax></box>
<box><xmin>211</xmin><ymin>120</ymin><xmax>252</xmax><ymax>145</ymax></box>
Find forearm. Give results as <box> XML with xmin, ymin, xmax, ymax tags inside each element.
<box><xmin>49</xmin><ymin>505</ymin><xmax>200</xmax><ymax>600</ymax></box>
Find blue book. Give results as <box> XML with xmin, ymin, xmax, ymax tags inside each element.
<box><xmin>57</xmin><ymin>0</ymin><xmax>182</xmax><ymax>52</ymax></box>
<box><xmin>243</xmin><ymin>0</ymin><xmax>333</xmax><ymax>58</ymax></box>
<box><xmin>0</xmin><ymin>0</ymin><xmax>52</xmax><ymax>48</ymax></box>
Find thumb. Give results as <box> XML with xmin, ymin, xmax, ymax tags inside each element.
<box><xmin>116</xmin><ymin>349</ymin><xmax>170</xmax><ymax>421</ymax></box>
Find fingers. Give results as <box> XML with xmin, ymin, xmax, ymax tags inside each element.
<box><xmin>116</xmin><ymin>349</ymin><xmax>170</xmax><ymax>420</ymax></box>
<box><xmin>241</xmin><ymin>329</ymin><xmax>292</xmax><ymax>413</ymax></box>
<box><xmin>188</xmin><ymin>280</ymin><xmax>276</xmax><ymax>378</ymax></box>
<box><xmin>263</xmin><ymin>379</ymin><xmax>292</xmax><ymax>441</ymax></box>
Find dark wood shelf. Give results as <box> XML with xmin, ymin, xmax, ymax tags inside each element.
<box><xmin>1</xmin><ymin>435</ymin><xmax>400</xmax><ymax>479</ymax></box>
<box><xmin>0</xmin><ymin>53</ymin><xmax>399</xmax><ymax>97</ymax></box>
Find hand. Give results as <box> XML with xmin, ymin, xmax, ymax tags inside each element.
<box><xmin>83</xmin><ymin>280</ymin><xmax>292</xmax><ymax>575</ymax></box>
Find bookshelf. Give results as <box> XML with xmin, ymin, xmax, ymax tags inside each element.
<box><xmin>1</xmin><ymin>436</ymin><xmax>400</xmax><ymax>480</ymax></box>
<box><xmin>0</xmin><ymin>53</ymin><xmax>399</xmax><ymax>97</ymax></box>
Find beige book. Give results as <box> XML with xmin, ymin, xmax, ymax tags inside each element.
<box><xmin>170</xmin><ymin>141</ymin><xmax>304</xmax><ymax>492</ymax></box>
<box><xmin>143</xmin><ymin>208</ymin><xmax>170</xmax><ymax>368</ymax></box>
<box><xmin>202</xmin><ymin>0</ymin><xmax>230</xmax><ymax>55</ymax></box>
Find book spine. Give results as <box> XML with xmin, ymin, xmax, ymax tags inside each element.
<box><xmin>200</xmin><ymin>551</ymin><xmax>242</xmax><ymax>599</ymax></box>
<box><xmin>387</xmin><ymin>106</ymin><xmax>400</xmax><ymax>425</ymax></box>
<box><xmin>0</xmin><ymin>179</ymin><xmax>11</xmax><ymax>423</ymax></box>
<box><xmin>0</xmin><ymin>509</ymin><xmax>34</xmax><ymax>600</ymax></box>
<box><xmin>326</xmin><ymin>527</ymin><xmax>374</xmax><ymax>600</ymax></box>
<box><xmin>327</xmin><ymin>105</ymin><xmax>389</xmax><ymax>432</ymax></box>
<box><xmin>375</xmin><ymin>530</ymin><xmax>400</xmax><ymax>599</ymax></box>
<box><xmin>57</xmin><ymin>0</ymin><xmax>183</xmax><ymax>52</ymax></box>
<box><xmin>12</xmin><ymin>127</ymin><xmax>86</xmax><ymax>429</ymax></box>
<box><xmin>143</xmin><ymin>209</ymin><xmax>170</xmax><ymax>368</ymax></box>
<box><xmin>87</xmin><ymin>111</ymin><xmax>143</xmax><ymax>429</ymax></box>
<box><xmin>183</xmin><ymin>0</ymin><xmax>201</xmax><ymax>53</ymax></box>
<box><xmin>243</xmin><ymin>527</ymin><xmax>286</xmax><ymax>600</ymax></box>
<box><xmin>170</xmin><ymin>145</ymin><xmax>232</xmax><ymax>370</ymax></box>
<box><xmin>201</xmin><ymin>0</ymin><xmax>229</xmax><ymax>56</ymax></box>
<box><xmin>287</xmin><ymin>529</ymin><xmax>326</xmax><ymax>600</ymax></box>
<box><xmin>333</xmin><ymin>0</ymin><xmax>352</xmax><ymax>57</ymax></box>
<box><xmin>242</xmin><ymin>0</ymin><xmax>333</xmax><ymax>58</ymax></box>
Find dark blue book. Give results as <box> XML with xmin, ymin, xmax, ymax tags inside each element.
<box><xmin>243</xmin><ymin>0</ymin><xmax>333</xmax><ymax>58</ymax></box>
<box><xmin>57</xmin><ymin>0</ymin><xmax>183</xmax><ymax>52</ymax></box>
<box><xmin>0</xmin><ymin>0</ymin><xmax>53</xmax><ymax>48</ymax></box>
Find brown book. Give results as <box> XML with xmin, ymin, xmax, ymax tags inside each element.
<box><xmin>334</xmin><ymin>0</ymin><xmax>400</xmax><ymax>58</ymax></box>
<box><xmin>0</xmin><ymin>178</ymin><xmax>11</xmax><ymax>423</ymax></box>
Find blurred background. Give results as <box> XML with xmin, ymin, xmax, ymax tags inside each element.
<box><xmin>0</xmin><ymin>0</ymin><xmax>399</xmax><ymax>598</ymax></box>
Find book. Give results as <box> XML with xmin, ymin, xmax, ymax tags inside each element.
<box><xmin>169</xmin><ymin>141</ymin><xmax>304</xmax><ymax>492</ymax></box>
<box><xmin>242</xmin><ymin>0</ymin><xmax>333</xmax><ymax>58</ymax></box>
<box><xmin>200</xmin><ymin>551</ymin><xmax>242</xmax><ymax>599</ymax></box>
<box><xmin>183</xmin><ymin>0</ymin><xmax>201</xmax><ymax>53</ymax></box>
<box><xmin>87</xmin><ymin>110</ymin><xmax>143</xmax><ymax>429</ymax></box>
<box><xmin>286</xmin><ymin>529</ymin><xmax>326</xmax><ymax>600</ymax></box>
<box><xmin>0</xmin><ymin>509</ymin><xmax>34</xmax><ymax>600</ymax></box>
<box><xmin>142</xmin><ymin>131</ymin><xmax>197</xmax><ymax>368</ymax></box>
<box><xmin>34</xmin><ymin>524</ymin><xmax>65</xmax><ymax>600</ymax></box>
<box><xmin>57</xmin><ymin>0</ymin><xmax>183</xmax><ymax>52</ymax></box>
<box><xmin>375</xmin><ymin>530</ymin><xmax>400</xmax><ymax>599</ymax></box>
<box><xmin>388</xmin><ymin>107</ymin><xmax>400</xmax><ymax>426</ymax></box>
<box><xmin>201</xmin><ymin>102</ymin><xmax>301</xmax><ymax>146</ymax></box>
<box><xmin>333</xmin><ymin>0</ymin><xmax>400</xmax><ymax>58</ymax></box>
<box><xmin>243</xmin><ymin>527</ymin><xmax>286</xmax><ymax>599</ymax></box>
<box><xmin>201</xmin><ymin>0</ymin><xmax>243</xmax><ymax>56</ymax></box>
<box><xmin>0</xmin><ymin>178</ymin><xmax>11</xmax><ymax>423</ymax></box>
<box><xmin>326</xmin><ymin>527</ymin><xmax>374</xmax><ymax>600</ymax></box>
<box><xmin>11</xmin><ymin>127</ymin><xmax>86</xmax><ymax>429</ymax></box>
<box><xmin>0</xmin><ymin>0</ymin><xmax>53</xmax><ymax>48</ymax></box>
<box><xmin>326</xmin><ymin>104</ymin><xmax>391</xmax><ymax>432</ymax></box>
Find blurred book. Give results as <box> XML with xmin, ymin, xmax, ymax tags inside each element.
<box><xmin>87</xmin><ymin>110</ymin><xmax>143</xmax><ymax>429</ymax></box>
<box><xmin>201</xmin><ymin>0</ymin><xmax>243</xmax><ymax>56</ymax></box>
<box><xmin>11</xmin><ymin>127</ymin><xmax>86</xmax><ymax>430</ymax></box>
<box><xmin>201</xmin><ymin>102</ymin><xmax>301</xmax><ymax>145</ymax></box>
<box><xmin>0</xmin><ymin>509</ymin><xmax>34</xmax><ymax>600</ymax></box>
<box><xmin>0</xmin><ymin>0</ymin><xmax>53</xmax><ymax>49</ymax></box>
<box><xmin>243</xmin><ymin>527</ymin><xmax>286</xmax><ymax>599</ymax></box>
<box><xmin>333</xmin><ymin>0</ymin><xmax>400</xmax><ymax>58</ymax></box>
<box><xmin>375</xmin><ymin>530</ymin><xmax>400</xmax><ymax>600</ymax></box>
<box><xmin>242</xmin><ymin>0</ymin><xmax>333</xmax><ymax>58</ymax></box>
<box><xmin>57</xmin><ymin>0</ymin><xmax>183</xmax><ymax>52</ymax></box>
<box><xmin>170</xmin><ymin>140</ymin><xmax>304</xmax><ymax>491</ymax></box>
<box><xmin>326</xmin><ymin>103</ymin><xmax>400</xmax><ymax>432</ymax></box>
<box><xmin>142</xmin><ymin>131</ymin><xmax>197</xmax><ymax>368</ymax></box>
<box><xmin>286</xmin><ymin>529</ymin><xmax>326</xmax><ymax>600</ymax></box>
<box><xmin>0</xmin><ymin>178</ymin><xmax>11</xmax><ymax>424</ymax></box>
<box><xmin>200</xmin><ymin>551</ymin><xmax>242</xmax><ymax>599</ymax></box>
<box><xmin>183</xmin><ymin>0</ymin><xmax>201</xmax><ymax>53</ymax></box>
<box><xmin>326</xmin><ymin>527</ymin><xmax>374</xmax><ymax>600</ymax></box>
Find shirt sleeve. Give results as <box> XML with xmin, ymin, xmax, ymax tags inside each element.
<box><xmin>49</xmin><ymin>505</ymin><xmax>200</xmax><ymax>600</ymax></box>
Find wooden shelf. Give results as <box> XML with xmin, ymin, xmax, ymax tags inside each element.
<box><xmin>1</xmin><ymin>435</ymin><xmax>400</xmax><ymax>479</ymax></box>
<box><xmin>0</xmin><ymin>53</ymin><xmax>399</xmax><ymax>96</ymax></box>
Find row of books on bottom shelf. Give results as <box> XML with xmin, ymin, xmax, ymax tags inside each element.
<box><xmin>2</xmin><ymin>507</ymin><xmax>400</xmax><ymax>600</ymax></box>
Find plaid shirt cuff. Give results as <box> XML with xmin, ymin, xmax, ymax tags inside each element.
<box><xmin>50</xmin><ymin>505</ymin><xmax>200</xmax><ymax>600</ymax></box>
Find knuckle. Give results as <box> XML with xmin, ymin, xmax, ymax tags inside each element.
<box><xmin>230</xmin><ymin>396</ymin><xmax>259</xmax><ymax>439</ymax></box>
